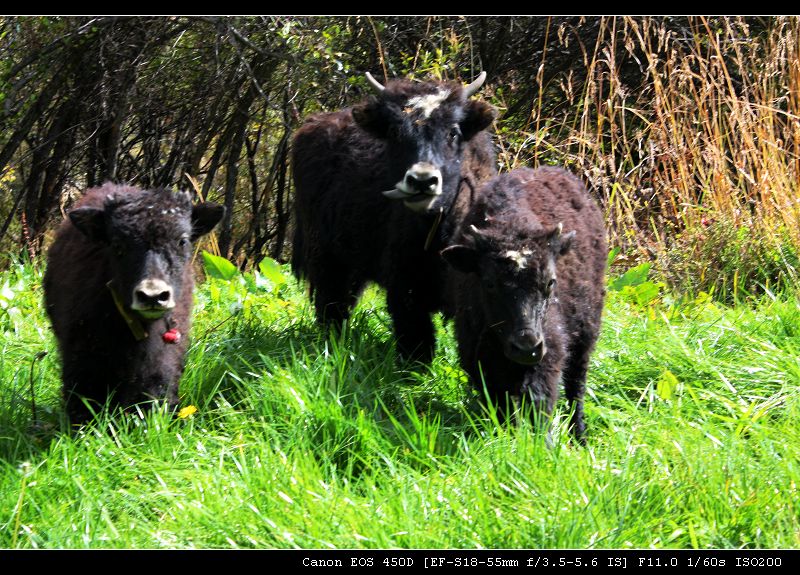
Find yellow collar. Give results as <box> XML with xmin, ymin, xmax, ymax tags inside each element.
<box><xmin>424</xmin><ymin>207</ymin><xmax>444</xmax><ymax>251</ymax></box>
<box><xmin>106</xmin><ymin>281</ymin><xmax>148</xmax><ymax>341</ymax></box>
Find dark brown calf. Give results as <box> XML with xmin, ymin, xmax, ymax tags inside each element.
<box><xmin>44</xmin><ymin>183</ymin><xmax>224</xmax><ymax>424</ymax></box>
<box><xmin>442</xmin><ymin>167</ymin><xmax>607</xmax><ymax>442</ymax></box>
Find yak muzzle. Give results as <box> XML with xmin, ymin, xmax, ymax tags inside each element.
<box><xmin>504</xmin><ymin>329</ymin><xmax>547</xmax><ymax>366</ymax></box>
<box><xmin>382</xmin><ymin>163</ymin><xmax>443</xmax><ymax>213</ymax></box>
<box><xmin>131</xmin><ymin>278</ymin><xmax>175</xmax><ymax>319</ymax></box>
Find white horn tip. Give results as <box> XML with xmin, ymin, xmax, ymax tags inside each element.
<box><xmin>463</xmin><ymin>71</ymin><xmax>487</xmax><ymax>98</ymax></box>
<box><xmin>365</xmin><ymin>72</ymin><xmax>386</xmax><ymax>93</ymax></box>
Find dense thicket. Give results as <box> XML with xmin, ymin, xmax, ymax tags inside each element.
<box><xmin>0</xmin><ymin>16</ymin><xmax>796</xmax><ymax>299</ymax></box>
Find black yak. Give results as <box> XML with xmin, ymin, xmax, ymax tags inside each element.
<box><xmin>44</xmin><ymin>183</ymin><xmax>224</xmax><ymax>424</ymax></box>
<box><xmin>441</xmin><ymin>167</ymin><xmax>607</xmax><ymax>443</ymax></box>
<box><xmin>291</xmin><ymin>72</ymin><xmax>496</xmax><ymax>363</ymax></box>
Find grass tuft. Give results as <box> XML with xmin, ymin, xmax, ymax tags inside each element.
<box><xmin>0</xmin><ymin>262</ymin><xmax>798</xmax><ymax>548</ymax></box>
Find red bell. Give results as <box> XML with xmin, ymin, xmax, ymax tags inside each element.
<box><xmin>162</xmin><ymin>329</ymin><xmax>181</xmax><ymax>344</ymax></box>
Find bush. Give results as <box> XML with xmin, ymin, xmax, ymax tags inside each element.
<box><xmin>663</xmin><ymin>218</ymin><xmax>799</xmax><ymax>303</ymax></box>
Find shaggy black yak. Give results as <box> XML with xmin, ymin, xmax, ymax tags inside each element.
<box><xmin>44</xmin><ymin>183</ymin><xmax>224</xmax><ymax>424</ymax></box>
<box><xmin>291</xmin><ymin>72</ymin><xmax>496</xmax><ymax>362</ymax></box>
<box><xmin>441</xmin><ymin>167</ymin><xmax>607</xmax><ymax>442</ymax></box>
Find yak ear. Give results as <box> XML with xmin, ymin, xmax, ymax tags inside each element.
<box><xmin>548</xmin><ymin>223</ymin><xmax>576</xmax><ymax>257</ymax></box>
<box><xmin>191</xmin><ymin>203</ymin><xmax>225</xmax><ymax>241</ymax></box>
<box><xmin>352</xmin><ymin>99</ymin><xmax>393</xmax><ymax>138</ymax></box>
<box><xmin>69</xmin><ymin>207</ymin><xmax>107</xmax><ymax>242</ymax></box>
<box><xmin>441</xmin><ymin>244</ymin><xmax>479</xmax><ymax>274</ymax></box>
<box><xmin>559</xmin><ymin>231</ymin><xmax>577</xmax><ymax>255</ymax></box>
<box><xmin>460</xmin><ymin>100</ymin><xmax>496</xmax><ymax>141</ymax></box>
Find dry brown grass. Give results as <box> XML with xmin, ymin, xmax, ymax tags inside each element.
<box><xmin>498</xmin><ymin>16</ymin><xmax>800</xmax><ymax>298</ymax></box>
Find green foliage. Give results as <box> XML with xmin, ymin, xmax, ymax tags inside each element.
<box><xmin>199</xmin><ymin>253</ymin><xmax>291</xmax><ymax>325</ymax></box>
<box><xmin>0</xmin><ymin>260</ymin><xmax>40</xmax><ymax>336</ymax></box>
<box><xmin>656</xmin><ymin>369</ymin><xmax>679</xmax><ymax>401</ymax></box>
<box><xmin>201</xmin><ymin>251</ymin><xmax>238</xmax><ymax>281</ymax></box>
<box><xmin>257</xmin><ymin>257</ymin><xmax>288</xmax><ymax>294</ymax></box>
<box><xmin>2</xmin><ymin>16</ymin><xmax>800</xmax><ymax>303</ymax></box>
<box><xmin>0</xmin><ymin>281</ymin><xmax>21</xmax><ymax>331</ymax></box>
<box><xmin>610</xmin><ymin>262</ymin><xmax>651</xmax><ymax>291</ymax></box>
<box><xmin>202</xmin><ymin>252</ymin><xmax>287</xmax><ymax>294</ymax></box>
<box><xmin>665</xmin><ymin>220</ymin><xmax>800</xmax><ymax>304</ymax></box>
<box><xmin>0</xmin><ymin>261</ymin><xmax>799</xmax><ymax>548</ymax></box>
<box><xmin>609</xmin><ymin>261</ymin><xmax>664</xmax><ymax>307</ymax></box>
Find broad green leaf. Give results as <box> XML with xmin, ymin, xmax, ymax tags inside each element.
<box><xmin>633</xmin><ymin>281</ymin><xmax>661</xmax><ymax>306</ymax></box>
<box><xmin>607</xmin><ymin>246</ymin><xmax>621</xmax><ymax>269</ymax></box>
<box><xmin>657</xmin><ymin>369</ymin><xmax>679</xmax><ymax>401</ymax></box>
<box><xmin>208</xmin><ymin>282</ymin><xmax>221</xmax><ymax>303</ymax></box>
<box><xmin>242</xmin><ymin>272</ymin><xmax>258</xmax><ymax>294</ymax></box>
<box><xmin>258</xmin><ymin>257</ymin><xmax>287</xmax><ymax>286</ymax></box>
<box><xmin>610</xmin><ymin>263</ymin><xmax>651</xmax><ymax>291</ymax></box>
<box><xmin>202</xmin><ymin>251</ymin><xmax>238</xmax><ymax>281</ymax></box>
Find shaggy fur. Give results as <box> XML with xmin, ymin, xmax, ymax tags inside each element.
<box><xmin>442</xmin><ymin>167</ymin><xmax>607</xmax><ymax>442</ymax></box>
<box><xmin>291</xmin><ymin>76</ymin><xmax>496</xmax><ymax>363</ymax></box>
<box><xmin>44</xmin><ymin>183</ymin><xmax>224</xmax><ymax>424</ymax></box>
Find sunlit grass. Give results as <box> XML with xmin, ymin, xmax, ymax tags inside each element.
<box><xmin>0</xmin><ymin>261</ymin><xmax>798</xmax><ymax>548</ymax></box>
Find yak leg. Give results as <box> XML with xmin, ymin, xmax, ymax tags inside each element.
<box><xmin>470</xmin><ymin>341</ymin><xmax>523</xmax><ymax>424</ymax></box>
<box><xmin>562</xmin><ymin>325</ymin><xmax>601</xmax><ymax>445</ymax></box>
<box><xmin>520</xmin><ymin>354</ymin><xmax>561</xmax><ymax>440</ymax></box>
<box><xmin>309</xmin><ymin>257</ymin><xmax>362</xmax><ymax>327</ymax></box>
<box><xmin>62</xmin><ymin>359</ymin><xmax>115</xmax><ymax>425</ymax></box>
<box><xmin>561</xmin><ymin>343</ymin><xmax>594</xmax><ymax>445</ymax></box>
<box><xmin>386</xmin><ymin>287</ymin><xmax>435</xmax><ymax>364</ymax></box>
<box><xmin>120</xmin><ymin>368</ymin><xmax>182</xmax><ymax>414</ymax></box>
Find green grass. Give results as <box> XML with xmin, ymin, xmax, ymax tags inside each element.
<box><xmin>0</xmin><ymin>259</ymin><xmax>798</xmax><ymax>549</ymax></box>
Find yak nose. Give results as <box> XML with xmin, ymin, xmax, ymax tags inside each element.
<box><xmin>506</xmin><ymin>330</ymin><xmax>547</xmax><ymax>365</ymax></box>
<box><xmin>404</xmin><ymin>163</ymin><xmax>442</xmax><ymax>196</ymax></box>
<box><xmin>131</xmin><ymin>278</ymin><xmax>175</xmax><ymax>314</ymax></box>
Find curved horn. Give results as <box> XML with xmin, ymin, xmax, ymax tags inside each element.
<box><xmin>365</xmin><ymin>72</ymin><xmax>385</xmax><ymax>93</ymax></box>
<box><xmin>469</xmin><ymin>224</ymin><xmax>489</xmax><ymax>237</ymax></box>
<box><xmin>463</xmin><ymin>71</ymin><xmax>487</xmax><ymax>98</ymax></box>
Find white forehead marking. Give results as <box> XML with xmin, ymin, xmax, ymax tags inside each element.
<box><xmin>504</xmin><ymin>249</ymin><xmax>533</xmax><ymax>270</ymax></box>
<box><xmin>405</xmin><ymin>89</ymin><xmax>451</xmax><ymax>119</ymax></box>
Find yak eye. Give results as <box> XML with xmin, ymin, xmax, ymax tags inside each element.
<box><xmin>449</xmin><ymin>126</ymin><xmax>461</xmax><ymax>144</ymax></box>
<box><xmin>547</xmin><ymin>278</ymin><xmax>557</xmax><ymax>295</ymax></box>
<box><xmin>178</xmin><ymin>237</ymin><xmax>189</xmax><ymax>248</ymax></box>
